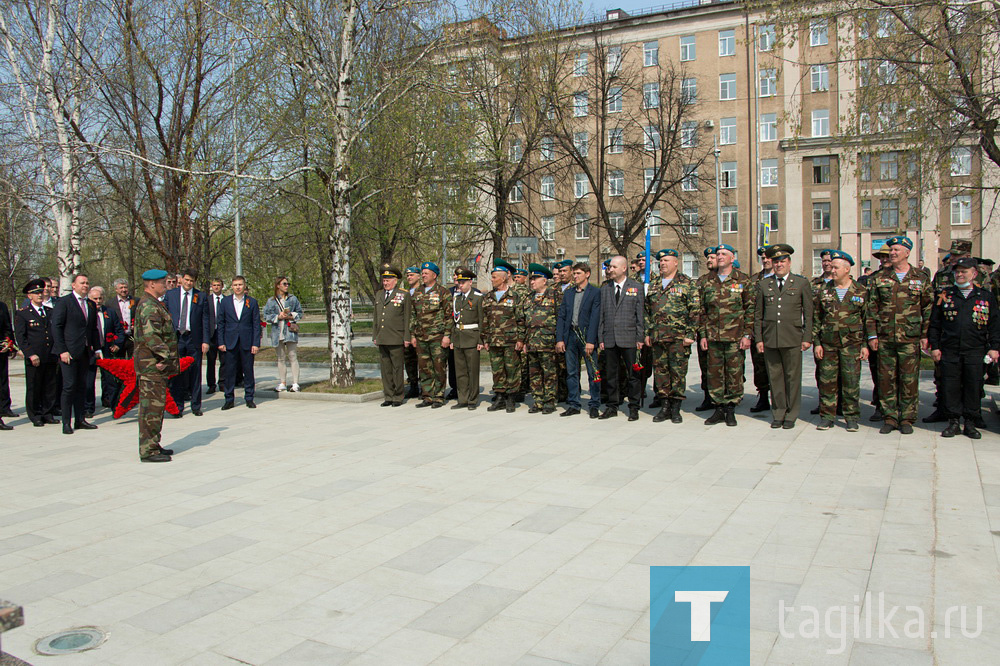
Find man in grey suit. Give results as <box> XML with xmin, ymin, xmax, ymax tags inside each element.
<box><xmin>597</xmin><ymin>255</ymin><xmax>645</xmax><ymax>421</ymax></box>
<box><xmin>753</xmin><ymin>244</ymin><xmax>814</xmax><ymax>429</ymax></box>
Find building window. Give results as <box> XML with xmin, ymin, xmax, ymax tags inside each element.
<box><xmin>761</xmin><ymin>159</ymin><xmax>779</xmax><ymax>186</ymax></box>
<box><xmin>812</xmin><ymin>109</ymin><xmax>830</xmax><ymax>137</ymax></box>
<box><xmin>812</xmin><ymin>202</ymin><xmax>832</xmax><ymax>230</ymax></box>
<box><xmin>760</xmin><ymin>204</ymin><xmax>779</xmax><ymax>230</ymax></box>
<box><xmin>719</xmin><ymin>29</ymin><xmax>735</xmax><ymax>56</ymax></box>
<box><xmin>682</xmin><ymin>208</ymin><xmax>699</xmax><ymax>235</ymax></box>
<box><xmin>608</xmin><ymin>87</ymin><xmax>623</xmax><ymax>113</ymax></box>
<box><xmin>682</xmin><ymin>164</ymin><xmax>698</xmax><ymax>191</ymax></box>
<box><xmin>759</xmin><ymin>68</ymin><xmax>776</xmax><ymax>97</ymax></box>
<box><xmin>648</xmin><ymin>210</ymin><xmax>662</xmax><ymax>236</ymax></box>
<box><xmin>510</xmin><ymin>220</ymin><xmax>523</xmax><ymax>236</ymax></box>
<box><xmin>607</xmin><ymin>46</ymin><xmax>621</xmax><ymax>75</ymax></box>
<box><xmin>573</xmin><ymin>92</ymin><xmax>588</xmax><ymax>117</ymax></box>
<box><xmin>643</xmin><ymin>82</ymin><xmax>660</xmax><ymax>109</ymax></box>
<box><xmin>573</xmin><ymin>131</ymin><xmax>588</xmax><ymax>157</ymax></box>
<box><xmin>811</xmin><ymin>64</ymin><xmax>829</xmax><ymax>92</ymax></box>
<box><xmin>860</xmin><ymin>154</ymin><xmax>872</xmax><ymax>181</ymax></box>
<box><xmin>812</xmin><ymin>249</ymin><xmax>824</xmax><ymax>275</ymax></box>
<box><xmin>810</xmin><ymin>19</ymin><xmax>828</xmax><ymax>46</ymax></box>
<box><xmin>540</xmin><ymin>137</ymin><xmax>554</xmax><ymax>161</ymax></box>
<box><xmin>643</xmin><ymin>126</ymin><xmax>661</xmax><ymax>151</ymax></box>
<box><xmin>680</xmin><ymin>35</ymin><xmax>696</xmax><ymax>61</ymax></box>
<box><xmin>879</xmin><ymin>151</ymin><xmax>898</xmax><ymax>180</ymax></box>
<box><xmin>877</xmin><ymin>9</ymin><xmax>893</xmax><ymax>38</ymax></box>
<box><xmin>721</xmin><ymin>206</ymin><xmax>738</xmax><ymax>233</ymax></box>
<box><xmin>759</xmin><ymin>113</ymin><xmax>777</xmax><ymax>141</ymax></box>
<box><xmin>509</xmin><ymin>138</ymin><xmax>523</xmax><ymax>162</ymax></box>
<box><xmin>720</xmin><ymin>73</ymin><xmax>737</xmax><ymax>100</ymax></box>
<box><xmin>644</xmin><ymin>168</ymin><xmax>658</xmax><ymax>193</ymax></box>
<box><xmin>509</xmin><ymin>181</ymin><xmax>523</xmax><ymax>203</ymax></box>
<box><xmin>608</xmin><ymin>170</ymin><xmax>624</xmax><ymax>196</ymax></box>
<box><xmin>573</xmin><ymin>53</ymin><xmax>588</xmax><ymax>77</ymax></box>
<box><xmin>681</xmin><ymin>121</ymin><xmax>698</xmax><ymax>147</ymax></box>
<box><xmin>813</xmin><ymin>156</ymin><xmax>831</xmax><ymax>183</ymax></box>
<box><xmin>680</xmin><ymin>78</ymin><xmax>697</xmax><ymax>104</ymax></box>
<box><xmin>644</xmin><ymin>41</ymin><xmax>659</xmax><ymax>67</ymax></box>
<box><xmin>574</xmin><ymin>173</ymin><xmax>588</xmax><ymax>198</ymax></box>
<box><xmin>907</xmin><ymin>197</ymin><xmax>920</xmax><ymax>228</ymax></box>
<box><xmin>861</xmin><ymin>199</ymin><xmax>872</xmax><ymax>229</ymax></box>
<box><xmin>575</xmin><ymin>213</ymin><xmax>589</xmax><ymax>239</ymax></box>
<box><xmin>759</xmin><ymin>24</ymin><xmax>776</xmax><ymax>51</ymax></box>
<box><xmin>510</xmin><ymin>105</ymin><xmax>522</xmax><ymax>124</ymax></box>
<box><xmin>607</xmin><ymin>128</ymin><xmax>623</xmax><ymax>154</ymax></box>
<box><xmin>951</xmin><ymin>195</ymin><xmax>971</xmax><ymax>225</ymax></box>
<box><xmin>879</xmin><ymin>198</ymin><xmax>899</xmax><ymax>228</ymax></box>
<box><xmin>951</xmin><ymin>147</ymin><xmax>972</xmax><ymax>176</ymax></box>
<box><xmin>720</xmin><ymin>117</ymin><xmax>737</xmax><ymax>145</ymax></box>
<box><xmin>540</xmin><ymin>175</ymin><xmax>555</xmax><ymax>201</ymax></box>
<box><xmin>608</xmin><ymin>212</ymin><xmax>624</xmax><ymax>237</ymax></box>
<box><xmin>877</xmin><ymin>60</ymin><xmax>897</xmax><ymax>85</ymax></box>
<box><xmin>721</xmin><ymin>161</ymin><xmax>737</xmax><ymax>189</ymax></box>
<box><xmin>683</xmin><ymin>252</ymin><xmax>700</xmax><ymax>277</ymax></box>
<box><xmin>541</xmin><ymin>216</ymin><xmax>555</xmax><ymax>240</ymax></box>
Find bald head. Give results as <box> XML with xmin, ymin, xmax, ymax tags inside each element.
<box><xmin>606</xmin><ymin>255</ymin><xmax>627</xmax><ymax>282</ymax></box>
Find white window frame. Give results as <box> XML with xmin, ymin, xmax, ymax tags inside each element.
<box><xmin>608</xmin><ymin>87</ymin><xmax>623</xmax><ymax>113</ymax></box>
<box><xmin>809</xmin><ymin>19</ymin><xmax>828</xmax><ymax>46</ymax></box>
<box><xmin>644</xmin><ymin>168</ymin><xmax>656</xmax><ymax>193</ymax></box>
<box><xmin>683</xmin><ymin>251</ymin><xmax>700</xmax><ymax>277</ymax></box>
<box><xmin>574</xmin><ymin>173</ymin><xmax>588</xmax><ymax>199</ymax></box>
<box><xmin>879</xmin><ymin>151</ymin><xmax>898</xmax><ymax>180</ymax></box>
<box><xmin>759</xmin><ymin>113</ymin><xmax>777</xmax><ymax>142</ymax></box>
<box><xmin>608</xmin><ymin>170</ymin><xmax>624</xmax><ymax>197</ymax></box>
<box><xmin>607</xmin><ymin>46</ymin><xmax>622</xmax><ymax>75</ymax></box>
<box><xmin>721</xmin><ymin>206</ymin><xmax>738</xmax><ymax>233</ymax></box>
<box><xmin>761</xmin><ymin>158</ymin><xmax>779</xmax><ymax>187</ymax></box>
<box><xmin>719</xmin><ymin>29</ymin><xmax>735</xmax><ymax>57</ymax></box>
<box><xmin>759</xmin><ymin>68</ymin><xmax>776</xmax><ymax>97</ymax></box>
<box><xmin>721</xmin><ymin>161</ymin><xmax>737</xmax><ymax>189</ymax></box>
<box><xmin>644</xmin><ymin>41</ymin><xmax>659</xmax><ymax>67</ymax></box>
<box><xmin>644</xmin><ymin>126</ymin><xmax>661</xmax><ymax>151</ymax></box>
<box><xmin>509</xmin><ymin>138</ymin><xmax>523</xmax><ymax>162</ymax></box>
<box><xmin>682</xmin><ymin>208</ymin><xmax>699</xmax><ymax>235</ymax></box>
<box><xmin>510</xmin><ymin>105</ymin><xmax>522</xmax><ymax>124</ymax></box>
<box><xmin>951</xmin><ymin>195</ymin><xmax>972</xmax><ymax>225</ymax></box>
<box><xmin>575</xmin><ymin>213</ymin><xmax>590</xmax><ymax>239</ymax></box>
<box><xmin>509</xmin><ymin>181</ymin><xmax>524</xmax><ymax>203</ymax></box>
<box><xmin>861</xmin><ymin>199</ymin><xmax>872</xmax><ymax>229</ymax></box>
<box><xmin>681</xmin><ymin>121</ymin><xmax>698</xmax><ymax>148</ymax></box>
<box><xmin>811</xmin><ymin>109</ymin><xmax>830</xmax><ymax>137</ymax></box>
<box><xmin>811</xmin><ymin>64</ymin><xmax>829</xmax><ymax>92</ymax></box>
<box><xmin>540</xmin><ymin>175</ymin><xmax>555</xmax><ymax>201</ymax></box>
<box><xmin>680</xmin><ymin>78</ymin><xmax>697</xmax><ymax>104</ymax></box>
<box><xmin>879</xmin><ymin>198</ymin><xmax>899</xmax><ymax>228</ymax></box>
<box><xmin>541</xmin><ymin>216</ymin><xmax>555</xmax><ymax>241</ymax></box>
<box><xmin>608</xmin><ymin>212</ymin><xmax>625</xmax><ymax>236</ymax></box>
<box><xmin>607</xmin><ymin>128</ymin><xmax>624</xmax><ymax>154</ymax></box>
<box><xmin>680</xmin><ymin>35</ymin><xmax>696</xmax><ymax>61</ymax></box>
<box><xmin>720</xmin><ymin>73</ymin><xmax>736</xmax><ymax>100</ymax></box>
<box><xmin>682</xmin><ymin>164</ymin><xmax>698</xmax><ymax>191</ymax></box>
<box><xmin>643</xmin><ymin>82</ymin><xmax>660</xmax><ymax>109</ymax></box>
<box><xmin>573</xmin><ymin>53</ymin><xmax>588</xmax><ymax>77</ymax></box>
<box><xmin>759</xmin><ymin>24</ymin><xmax>775</xmax><ymax>51</ymax></box>
<box><xmin>951</xmin><ymin>147</ymin><xmax>972</xmax><ymax>176</ymax></box>
<box><xmin>720</xmin><ymin>117</ymin><xmax>737</xmax><ymax>145</ymax></box>
<box><xmin>812</xmin><ymin>202</ymin><xmax>832</xmax><ymax>231</ymax></box>
<box><xmin>760</xmin><ymin>204</ymin><xmax>778</xmax><ymax>230</ymax></box>
<box><xmin>540</xmin><ymin>137</ymin><xmax>554</xmax><ymax>161</ymax></box>
<box><xmin>573</xmin><ymin>131</ymin><xmax>589</xmax><ymax>157</ymax></box>
<box><xmin>573</xmin><ymin>92</ymin><xmax>588</xmax><ymax>117</ymax></box>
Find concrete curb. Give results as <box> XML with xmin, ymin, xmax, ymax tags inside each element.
<box><xmin>276</xmin><ymin>389</ymin><xmax>383</xmax><ymax>403</ymax></box>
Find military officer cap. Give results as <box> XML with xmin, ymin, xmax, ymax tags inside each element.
<box><xmin>380</xmin><ymin>264</ymin><xmax>402</xmax><ymax>280</ymax></box>
<box><xmin>142</xmin><ymin>269</ymin><xmax>168</xmax><ymax>280</ymax></box>
<box><xmin>22</xmin><ymin>278</ymin><xmax>46</xmax><ymax>295</ymax></box>
<box><xmin>405</xmin><ymin>265</ymin><xmax>420</xmax><ymax>275</ymax></box>
<box><xmin>953</xmin><ymin>256</ymin><xmax>978</xmax><ymax>270</ymax></box>
<box><xmin>655</xmin><ymin>249</ymin><xmax>678</xmax><ymax>259</ymax></box>
<box><xmin>454</xmin><ymin>267</ymin><xmax>476</xmax><ymax>281</ymax></box>
<box><xmin>715</xmin><ymin>244</ymin><xmax>736</xmax><ymax>254</ymax></box>
<box><xmin>829</xmin><ymin>250</ymin><xmax>854</xmax><ymax>266</ymax></box>
<box><xmin>703</xmin><ymin>246</ymin><xmax>717</xmax><ymax>257</ymax></box>
<box><xmin>421</xmin><ymin>261</ymin><xmax>440</xmax><ymax>274</ymax></box>
<box><xmin>764</xmin><ymin>243</ymin><xmax>794</xmax><ymax>260</ymax></box>
<box><xmin>493</xmin><ymin>258</ymin><xmax>514</xmax><ymax>273</ymax></box>
<box><xmin>553</xmin><ymin>259</ymin><xmax>573</xmax><ymax>270</ymax></box>
<box><xmin>886</xmin><ymin>235</ymin><xmax>913</xmax><ymax>250</ymax></box>
<box><xmin>516</xmin><ymin>268</ymin><xmax>529</xmax><ymax>276</ymax></box>
<box><xmin>943</xmin><ymin>239</ymin><xmax>972</xmax><ymax>255</ymax></box>
<box><xmin>528</xmin><ymin>263</ymin><xmax>552</xmax><ymax>279</ymax></box>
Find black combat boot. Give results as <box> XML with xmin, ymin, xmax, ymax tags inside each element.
<box><xmin>487</xmin><ymin>394</ymin><xmax>505</xmax><ymax>412</ymax></box>
<box><xmin>671</xmin><ymin>398</ymin><xmax>683</xmax><ymax>424</ymax></box>
<box><xmin>505</xmin><ymin>395</ymin><xmax>516</xmax><ymax>413</ymax></box>
<box><xmin>704</xmin><ymin>406</ymin><xmax>725</xmax><ymax>425</ymax></box>
<box><xmin>695</xmin><ymin>390</ymin><xmax>714</xmax><ymax>412</ymax></box>
<box><xmin>749</xmin><ymin>391</ymin><xmax>769</xmax><ymax>413</ymax></box>
<box><xmin>724</xmin><ymin>404</ymin><xmax>737</xmax><ymax>427</ymax></box>
<box><xmin>941</xmin><ymin>420</ymin><xmax>961</xmax><ymax>438</ymax></box>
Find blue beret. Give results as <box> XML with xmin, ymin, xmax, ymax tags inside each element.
<box><xmin>704</xmin><ymin>247</ymin><xmax>717</xmax><ymax>257</ymax></box>
<box><xmin>405</xmin><ymin>266</ymin><xmax>420</xmax><ymax>274</ymax></box>
<box><xmin>829</xmin><ymin>250</ymin><xmax>854</xmax><ymax>266</ymax></box>
<box><xmin>493</xmin><ymin>259</ymin><xmax>514</xmax><ymax>273</ymax></box>
<box><xmin>716</xmin><ymin>244</ymin><xmax>737</xmax><ymax>254</ymax></box>
<box><xmin>528</xmin><ymin>263</ymin><xmax>553</xmax><ymax>279</ymax></box>
<box><xmin>421</xmin><ymin>261</ymin><xmax>440</xmax><ymax>275</ymax></box>
<box><xmin>602</xmin><ymin>260</ymin><xmax>611</xmax><ymax>269</ymax></box>
<box><xmin>516</xmin><ymin>268</ymin><xmax>529</xmax><ymax>276</ymax></box>
<box><xmin>733</xmin><ymin>260</ymin><xmax>741</xmax><ymax>269</ymax></box>
<box><xmin>886</xmin><ymin>235</ymin><xmax>913</xmax><ymax>250</ymax></box>
<box><xmin>142</xmin><ymin>269</ymin><xmax>168</xmax><ymax>280</ymax></box>
<box><xmin>655</xmin><ymin>249</ymin><xmax>678</xmax><ymax>259</ymax></box>
<box><xmin>553</xmin><ymin>259</ymin><xmax>573</xmax><ymax>270</ymax></box>
<box><xmin>819</xmin><ymin>248</ymin><xmax>833</xmax><ymax>258</ymax></box>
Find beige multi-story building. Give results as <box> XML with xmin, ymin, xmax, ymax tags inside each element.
<box><xmin>480</xmin><ymin>0</ymin><xmax>998</xmax><ymax>278</ymax></box>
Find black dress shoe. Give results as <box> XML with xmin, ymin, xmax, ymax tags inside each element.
<box><xmin>599</xmin><ymin>408</ymin><xmax>618</xmax><ymax>419</ymax></box>
<box><xmin>964</xmin><ymin>423</ymin><xmax>982</xmax><ymax>439</ymax></box>
<box><xmin>192</xmin><ymin>409</ymin><xmax>202</xmax><ymax>416</ymax></box>
<box><xmin>589</xmin><ymin>407</ymin><xmax>600</xmax><ymax>419</ymax></box>
<box><xmin>74</xmin><ymin>420</ymin><xmax>98</xmax><ymax>430</ymax></box>
<box><xmin>415</xmin><ymin>400</ymin><xmax>432</xmax><ymax>408</ymax></box>
<box><xmin>1</xmin><ymin>409</ymin><xmax>19</xmax><ymax>418</ymax></box>
<box><xmin>749</xmin><ymin>392</ymin><xmax>770</xmax><ymax>413</ymax></box>
<box><xmin>560</xmin><ymin>408</ymin><xmax>581</xmax><ymax>417</ymax></box>
<box><xmin>43</xmin><ymin>415</ymin><xmax>58</xmax><ymax>424</ymax></box>
<box><xmin>782</xmin><ymin>420</ymin><xmax>795</xmax><ymax>429</ymax></box>
<box><xmin>246</xmin><ymin>401</ymin><xmax>256</xmax><ymax>408</ymax></box>
<box><xmin>63</xmin><ymin>424</ymin><xmax>74</xmax><ymax>434</ymax></box>
<box><xmin>468</xmin><ymin>403</ymin><xmax>477</xmax><ymax>410</ymax></box>
<box><xmin>628</xmin><ymin>409</ymin><xmax>639</xmax><ymax>422</ymax></box>
<box><xmin>0</xmin><ymin>421</ymin><xmax>12</xmax><ymax>431</ymax></box>
<box><xmin>32</xmin><ymin>420</ymin><xmax>45</xmax><ymax>427</ymax></box>
<box><xmin>770</xmin><ymin>420</ymin><xmax>782</xmax><ymax>429</ymax></box>
<box><xmin>392</xmin><ymin>401</ymin><xmax>402</xmax><ymax>407</ymax></box>
<box><xmin>431</xmin><ymin>402</ymin><xmax>444</xmax><ymax>409</ymax></box>
<box><xmin>724</xmin><ymin>406</ymin><xmax>737</xmax><ymax>427</ymax></box>
<box><xmin>922</xmin><ymin>410</ymin><xmax>948</xmax><ymax>423</ymax></box>
<box><xmin>141</xmin><ymin>454</ymin><xmax>172</xmax><ymax>463</ymax></box>
<box><xmin>942</xmin><ymin>420</ymin><xmax>961</xmax><ymax>438</ymax></box>
<box><xmin>381</xmin><ymin>400</ymin><xmax>392</xmax><ymax>407</ymax></box>
<box><xmin>451</xmin><ymin>403</ymin><xmax>468</xmax><ymax>409</ymax></box>
<box><xmin>652</xmin><ymin>406</ymin><xmax>670</xmax><ymax>423</ymax></box>
<box><xmin>221</xmin><ymin>401</ymin><xmax>235</xmax><ymax>410</ymax></box>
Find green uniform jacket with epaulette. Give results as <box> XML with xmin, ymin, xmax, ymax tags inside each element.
<box><xmin>451</xmin><ymin>291</ymin><xmax>484</xmax><ymax>348</ymax></box>
<box><xmin>410</xmin><ymin>283</ymin><xmax>452</xmax><ymax>340</ymax></box>
<box><xmin>812</xmin><ymin>280</ymin><xmax>870</xmax><ymax>349</ymax></box>
<box><xmin>698</xmin><ymin>269</ymin><xmax>754</xmax><ymax>341</ymax></box>
<box><xmin>868</xmin><ymin>264</ymin><xmax>933</xmax><ymax>342</ymax></box>
<box><xmin>520</xmin><ymin>286</ymin><xmax>559</xmax><ymax>351</ymax></box>
<box><xmin>133</xmin><ymin>296</ymin><xmax>179</xmax><ymax>378</ymax></box>
<box><xmin>646</xmin><ymin>273</ymin><xmax>700</xmax><ymax>342</ymax></box>
<box><xmin>373</xmin><ymin>287</ymin><xmax>411</xmax><ymax>346</ymax></box>
<box><xmin>482</xmin><ymin>288</ymin><xmax>523</xmax><ymax>346</ymax></box>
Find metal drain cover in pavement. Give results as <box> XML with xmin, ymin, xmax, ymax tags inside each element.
<box><xmin>34</xmin><ymin>627</ymin><xmax>107</xmax><ymax>655</ymax></box>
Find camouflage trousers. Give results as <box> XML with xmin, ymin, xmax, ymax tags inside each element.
<box><xmin>138</xmin><ymin>377</ymin><xmax>167</xmax><ymax>459</ymax></box>
<box><xmin>415</xmin><ymin>337</ymin><xmax>448</xmax><ymax>403</ymax></box>
<box><xmin>817</xmin><ymin>345</ymin><xmax>862</xmax><ymax>420</ymax></box>
<box><xmin>750</xmin><ymin>343</ymin><xmax>769</xmax><ymax>393</ymax></box>
<box><xmin>652</xmin><ymin>341</ymin><xmax>691</xmax><ymax>400</ymax></box>
<box><xmin>878</xmin><ymin>341</ymin><xmax>920</xmax><ymax>426</ymax></box>
<box><xmin>489</xmin><ymin>345</ymin><xmax>520</xmax><ymax>394</ymax></box>
<box><xmin>527</xmin><ymin>350</ymin><xmax>557</xmax><ymax>408</ymax></box>
<box><xmin>707</xmin><ymin>340</ymin><xmax>745</xmax><ymax>405</ymax></box>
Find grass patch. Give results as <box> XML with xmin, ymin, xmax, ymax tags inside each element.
<box><xmin>301</xmin><ymin>378</ymin><xmax>384</xmax><ymax>394</ymax></box>
<box><xmin>293</xmin><ymin>320</ymin><xmax>371</xmax><ymax>335</ymax></box>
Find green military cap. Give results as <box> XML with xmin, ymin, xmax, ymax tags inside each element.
<box><xmin>528</xmin><ymin>263</ymin><xmax>552</xmax><ymax>279</ymax></box>
<box><xmin>829</xmin><ymin>250</ymin><xmax>854</xmax><ymax>266</ymax></box>
<box><xmin>142</xmin><ymin>269</ymin><xmax>168</xmax><ymax>280</ymax></box>
<box><xmin>764</xmin><ymin>243</ymin><xmax>794</xmax><ymax>260</ymax></box>
<box><xmin>454</xmin><ymin>267</ymin><xmax>476</xmax><ymax>281</ymax></box>
<box><xmin>886</xmin><ymin>235</ymin><xmax>913</xmax><ymax>250</ymax></box>
<box><xmin>943</xmin><ymin>239</ymin><xmax>972</xmax><ymax>255</ymax></box>
<box><xmin>492</xmin><ymin>259</ymin><xmax>514</xmax><ymax>273</ymax></box>
<box><xmin>380</xmin><ymin>264</ymin><xmax>402</xmax><ymax>280</ymax></box>
<box><xmin>553</xmin><ymin>259</ymin><xmax>572</xmax><ymax>270</ymax></box>
<box><xmin>655</xmin><ymin>249</ymin><xmax>678</xmax><ymax>259</ymax></box>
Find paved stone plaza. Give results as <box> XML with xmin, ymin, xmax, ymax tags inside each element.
<box><xmin>1</xmin><ymin>361</ymin><xmax>998</xmax><ymax>665</ymax></box>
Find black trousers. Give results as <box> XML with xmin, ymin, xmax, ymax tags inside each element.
<box><xmin>24</xmin><ymin>360</ymin><xmax>59</xmax><ymax>422</ymax></box>
<box><xmin>170</xmin><ymin>332</ymin><xmax>203</xmax><ymax>411</ymax></box>
<box><xmin>603</xmin><ymin>345</ymin><xmax>640</xmax><ymax>409</ymax></box>
<box><xmin>404</xmin><ymin>345</ymin><xmax>418</xmax><ymax>385</ymax></box>
<box><xmin>60</xmin><ymin>357</ymin><xmax>89</xmax><ymax>425</ymax></box>
<box><xmin>205</xmin><ymin>340</ymin><xmax>221</xmax><ymax>390</ymax></box>
<box><xmin>940</xmin><ymin>350</ymin><xmax>985</xmax><ymax>421</ymax></box>
<box><xmin>0</xmin><ymin>354</ymin><xmax>11</xmax><ymax>413</ymax></box>
<box><xmin>84</xmin><ymin>358</ymin><xmax>120</xmax><ymax>413</ymax></box>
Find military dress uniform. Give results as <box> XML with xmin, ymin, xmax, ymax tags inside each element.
<box><xmin>645</xmin><ymin>254</ymin><xmax>700</xmax><ymax>423</ymax></box>
<box><xmin>747</xmin><ymin>264</ymin><xmax>773</xmax><ymax>412</ymax></box>
<box><xmin>410</xmin><ymin>262</ymin><xmax>452</xmax><ymax>407</ymax></box>
<box><xmin>133</xmin><ymin>270</ymin><xmax>180</xmax><ymax>461</ymax></box>
<box><xmin>868</xmin><ymin>237</ymin><xmax>933</xmax><ymax>432</ymax></box>
<box><xmin>521</xmin><ymin>265</ymin><xmax>560</xmax><ymax>413</ymax></box>
<box><xmin>451</xmin><ymin>269</ymin><xmax>484</xmax><ymax>409</ymax></box>
<box><xmin>373</xmin><ymin>265</ymin><xmax>411</xmax><ymax>406</ymax></box>
<box><xmin>14</xmin><ymin>280</ymin><xmax>59</xmax><ymax>426</ymax></box>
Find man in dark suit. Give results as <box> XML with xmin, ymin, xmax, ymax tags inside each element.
<box><xmin>0</xmin><ymin>297</ymin><xmax>18</xmax><ymax>429</ymax></box>
<box><xmin>50</xmin><ymin>273</ymin><xmax>101</xmax><ymax>434</ymax></box>
<box><xmin>84</xmin><ymin>286</ymin><xmax>126</xmax><ymax>416</ymax></box>
<box><xmin>165</xmin><ymin>268</ymin><xmax>210</xmax><ymax>416</ymax></box>
<box><xmin>217</xmin><ymin>275</ymin><xmax>261</xmax><ymax>408</ymax></box>
<box><xmin>597</xmin><ymin>255</ymin><xmax>645</xmax><ymax>421</ymax></box>
<box><xmin>14</xmin><ymin>279</ymin><xmax>59</xmax><ymax>427</ymax></box>
<box><xmin>753</xmin><ymin>244</ymin><xmax>814</xmax><ymax>429</ymax></box>
<box><xmin>110</xmin><ymin>278</ymin><xmax>136</xmax><ymax>358</ymax></box>
<box><xmin>205</xmin><ymin>278</ymin><xmax>225</xmax><ymax>394</ymax></box>
<box><xmin>556</xmin><ymin>262</ymin><xmax>601</xmax><ymax>418</ymax></box>
<box><xmin>373</xmin><ymin>265</ymin><xmax>411</xmax><ymax>406</ymax></box>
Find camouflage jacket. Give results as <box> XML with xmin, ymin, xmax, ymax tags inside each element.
<box><xmin>810</xmin><ymin>274</ymin><xmax>832</xmax><ymax>291</ymax></box>
<box><xmin>812</xmin><ymin>280</ymin><xmax>871</xmax><ymax>348</ymax></box>
<box><xmin>868</xmin><ymin>263</ymin><xmax>933</xmax><ymax>342</ymax></box>
<box><xmin>410</xmin><ymin>283</ymin><xmax>452</xmax><ymax>340</ymax></box>
<box><xmin>481</xmin><ymin>288</ymin><xmax>523</xmax><ymax>347</ymax></box>
<box><xmin>133</xmin><ymin>296</ymin><xmax>179</xmax><ymax>378</ymax></box>
<box><xmin>519</xmin><ymin>286</ymin><xmax>560</xmax><ymax>351</ymax></box>
<box><xmin>645</xmin><ymin>273</ymin><xmax>700</xmax><ymax>342</ymax></box>
<box><xmin>931</xmin><ymin>265</ymin><xmax>990</xmax><ymax>294</ymax></box>
<box><xmin>698</xmin><ymin>269</ymin><xmax>754</xmax><ymax>341</ymax></box>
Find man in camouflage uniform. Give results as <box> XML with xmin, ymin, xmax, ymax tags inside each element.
<box><xmin>748</xmin><ymin>247</ymin><xmax>773</xmax><ymax>413</ymax></box>
<box><xmin>482</xmin><ymin>260</ymin><xmax>523</xmax><ymax>413</ymax></box>
<box><xmin>409</xmin><ymin>261</ymin><xmax>452</xmax><ymax>408</ymax></box>
<box><xmin>645</xmin><ymin>249</ymin><xmax>700</xmax><ymax>423</ymax></box>
<box><xmin>521</xmin><ymin>263</ymin><xmax>560</xmax><ymax>414</ymax></box>
<box><xmin>861</xmin><ymin>248</ymin><xmax>891</xmax><ymax>419</ymax></box>
<box><xmin>812</xmin><ymin>251</ymin><xmax>869</xmax><ymax>431</ymax></box>
<box><xmin>133</xmin><ymin>269</ymin><xmax>179</xmax><ymax>462</ymax></box>
<box><xmin>808</xmin><ymin>249</ymin><xmax>836</xmax><ymax>416</ymax></box>
<box><xmin>868</xmin><ymin>235</ymin><xmax>933</xmax><ymax>434</ymax></box>
<box><xmin>694</xmin><ymin>247</ymin><xmax>719</xmax><ymax>411</ymax></box>
<box><xmin>699</xmin><ymin>244</ymin><xmax>754</xmax><ymax>426</ymax></box>
<box><xmin>512</xmin><ymin>267</ymin><xmax>532</xmax><ymax>400</ymax></box>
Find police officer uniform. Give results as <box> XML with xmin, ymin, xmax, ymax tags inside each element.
<box><xmin>13</xmin><ymin>280</ymin><xmax>58</xmax><ymax>428</ymax></box>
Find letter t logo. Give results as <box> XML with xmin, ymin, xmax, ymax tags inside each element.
<box><xmin>674</xmin><ymin>590</ymin><xmax>729</xmax><ymax>641</ymax></box>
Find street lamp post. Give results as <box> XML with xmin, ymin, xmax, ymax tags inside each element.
<box><xmin>713</xmin><ymin>135</ymin><xmax>722</xmax><ymax>247</ymax></box>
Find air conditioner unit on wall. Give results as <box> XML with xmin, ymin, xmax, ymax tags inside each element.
<box><xmin>703</xmin><ymin>119</ymin><xmax>715</xmax><ymax>129</ymax></box>
<box><xmin>556</xmin><ymin>248</ymin><xmax>566</xmax><ymax>256</ymax></box>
